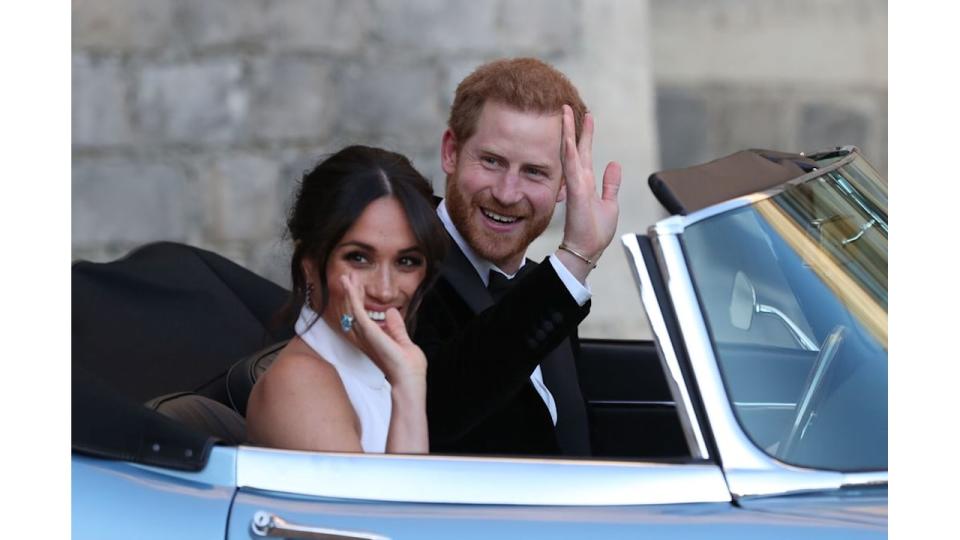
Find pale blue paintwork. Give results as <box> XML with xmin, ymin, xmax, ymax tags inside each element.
<box><xmin>72</xmin><ymin>452</ymin><xmax>235</xmax><ymax>540</ymax></box>
<box><xmin>71</xmin><ymin>447</ymin><xmax>886</xmax><ymax>539</ymax></box>
<box><xmin>226</xmin><ymin>487</ymin><xmax>886</xmax><ymax>539</ymax></box>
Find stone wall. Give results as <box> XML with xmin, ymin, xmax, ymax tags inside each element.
<box><xmin>72</xmin><ymin>0</ymin><xmax>661</xmax><ymax>338</ymax></box>
<box><xmin>650</xmin><ymin>0</ymin><xmax>888</xmax><ymax>174</ymax></box>
<box><xmin>72</xmin><ymin>0</ymin><xmax>886</xmax><ymax>339</ymax></box>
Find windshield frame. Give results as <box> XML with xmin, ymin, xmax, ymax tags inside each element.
<box><xmin>636</xmin><ymin>146</ymin><xmax>887</xmax><ymax>499</ymax></box>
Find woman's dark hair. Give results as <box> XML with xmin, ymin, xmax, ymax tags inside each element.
<box><xmin>282</xmin><ymin>145</ymin><xmax>447</xmax><ymax>332</ymax></box>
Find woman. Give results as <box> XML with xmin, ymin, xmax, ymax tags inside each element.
<box><xmin>246</xmin><ymin>145</ymin><xmax>446</xmax><ymax>454</ymax></box>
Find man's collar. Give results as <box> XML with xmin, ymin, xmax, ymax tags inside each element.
<box><xmin>437</xmin><ymin>199</ymin><xmax>525</xmax><ymax>287</ymax></box>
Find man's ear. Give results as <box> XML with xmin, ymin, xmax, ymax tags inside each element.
<box><xmin>556</xmin><ymin>179</ymin><xmax>567</xmax><ymax>203</ymax></box>
<box><xmin>441</xmin><ymin>129</ymin><xmax>459</xmax><ymax>175</ymax></box>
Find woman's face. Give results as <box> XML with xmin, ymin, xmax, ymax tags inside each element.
<box><xmin>311</xmin><ymin>196</ymin><xmax>427</xmax><ymax>347</ymax></box>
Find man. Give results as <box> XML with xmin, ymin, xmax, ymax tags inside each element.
<box><xmin>414</xmin><ymin>58</ymin><xmax>621</xmax><ymax>456</ymax></box>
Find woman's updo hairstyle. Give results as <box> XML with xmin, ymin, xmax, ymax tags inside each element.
<box><xmin>284</xmin><ymin>145</ymin><xmax>446</xmax><ymax>330</ymax></box>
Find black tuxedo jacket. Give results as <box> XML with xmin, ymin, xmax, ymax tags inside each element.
<box><xmin>414</xmin><ymin>238</ymin><xmax>592</xmax><ymax>456</ymax></box>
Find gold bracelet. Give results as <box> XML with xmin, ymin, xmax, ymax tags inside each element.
<box><xmin>558</xmin><ymin>243</ymin><xmax>597</xmax><ymax>269</ymax></box>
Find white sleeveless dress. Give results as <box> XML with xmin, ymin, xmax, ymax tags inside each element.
<box><xmin>295</xmin><ymin>306</ymin><xmax>392</xmax><ymax>453</ymax></box>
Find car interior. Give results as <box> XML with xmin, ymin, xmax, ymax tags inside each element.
<box><xmin>72</xmin><ymin>241</ymin><xmax>690</xmax><ymax>461</ymax></box>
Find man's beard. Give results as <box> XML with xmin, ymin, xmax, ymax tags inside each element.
<box><xmin>445</xmin><ymin>173</ymin><xmax>554</xmax><ymax>270</ymax></box>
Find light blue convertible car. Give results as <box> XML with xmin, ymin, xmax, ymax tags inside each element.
<box><xmin>72</xmin><ymin>146</ymin><xmax>887</xmax><ymax>539</ymax></box>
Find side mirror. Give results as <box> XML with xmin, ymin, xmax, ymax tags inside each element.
<box><xmin>730</xmin><ymin>271</ymin><xmax>756</xmax><ymax>330</ymax></box>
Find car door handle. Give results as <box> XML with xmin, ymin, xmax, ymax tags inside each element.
<box><xmin>251</xmin><ymin>511</ymin><xmax>390</xmax><ymax>540</ymax></box>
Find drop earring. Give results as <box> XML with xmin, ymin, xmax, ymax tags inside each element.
<box><xmin>305</xmin><ymin>282</ymin><xmax>315</xmax><ymax>308</ymax></box>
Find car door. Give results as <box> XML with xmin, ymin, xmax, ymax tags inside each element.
<box><xmin>225</xmin><ymin>446</ymin><xmax>734</xmax><ymax>540</ymax></box>
<box><xmin>577</xmin><ymin>338</ymin><xmax>689</xmax><ymax>458</ymax></box>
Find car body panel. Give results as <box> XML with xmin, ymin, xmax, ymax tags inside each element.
<box><xmin>72</xmin><ymin>453</ymin><xmax>235</xmax><ymax>540</ymax></box>
<box><xmin>235</xmin><ymin>445</ymin><xmax>730</xmax><ymax>506</ymax></box>
<box><xmin>228</xmin><ymin>490</ymin><xmax>885</xmax><ymax>540</ymax></box>
<box><xmin>737</xmin><ymin>487</ymin><xmax>888</xmax><ymax>530</ymax></box>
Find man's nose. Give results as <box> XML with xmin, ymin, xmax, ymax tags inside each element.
<box><xmin>365</xmin><ymin>266</ymin><xmax>398</xmax><ymax>303</ymax></box>
<box><xmin>490</xmin><ymin>170</ymin><xmax>523</xmax><ymax>206</ymax></box>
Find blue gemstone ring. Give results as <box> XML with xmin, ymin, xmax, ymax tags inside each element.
<box><xmin>340</xmin><ymin>313</ymin><xmax>354</xmax><ymax>333</ymax></box>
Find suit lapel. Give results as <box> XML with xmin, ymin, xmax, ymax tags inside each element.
<box><xmin>439</xmin><ymin>236</ymin><xmax>493</xmax><ymax>314</ymax></box>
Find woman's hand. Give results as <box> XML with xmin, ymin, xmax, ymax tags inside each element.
<box><xmin>340</xmin><ymin>273</ymin><xmax>429</xmax><ymax>453</ymax></box>
<box><xmin>339</xmin><ymin>273</ymin><xmax>427</xmax><ymax>385</ymax></box>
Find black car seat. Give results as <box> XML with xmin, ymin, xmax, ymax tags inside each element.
<box><xmin>226</xmin><ymin>340</ymin><xmax>288</xmax><ymax>416</ymax></box>
<box><xmin>146</xmin><ymin>392</ymin><xmax>247</xmax><ymax>445</ymax></box>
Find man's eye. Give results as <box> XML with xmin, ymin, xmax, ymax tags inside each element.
<box><xmin>525</xmin><ymin>167</ymin><xmax>545</xmax><ymax>177</ymax></box>
<box><xmin>481</xmin><ymin>156</ymin><xmax>499</xmax><ymax>167</ymax></box>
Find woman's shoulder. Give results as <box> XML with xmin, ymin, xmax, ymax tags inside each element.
<box><xmin>257</xmin><ymin>338</ymin><xmax>343</xmax><ymax>391</ymax></box>
<box><xmin>246</xmin><ymin>337</ymin><xmax>362</xmax><ymax>451</ymax></box>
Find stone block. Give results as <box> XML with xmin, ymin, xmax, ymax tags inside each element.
<box><xmin>275</xmin><ymin>148</ymin><xmax>325</xmax><ymax>206</ymax></box>
<box><xmin>73</xmin><ymin>55</ymin><xmax>135</xmax><ymax>147</ymax></box>
<box><xmin>136</xmin><ymin>60</ymin><xmax>247</xmax><ymax>145</ymax></box>
<box><xmin>496</xmin><ymin>0</ymin><xmax>580</xmax><ymax>55</ymax></box>
<box><xmin>73</xmin><ymin>0</ymin><xmax>177</xmax><ymax>52</ymax></box>
<box><xmin>336</xmin><ymin>61</ymin><xmax>445</xmax><ymax>142</ymax></box>
<box><xmin>649</xmin><ymin>0</ymin><xmax>888</xmax><ymax>87</ymax></box>
<box><xmin>710</xmin><ymin>90</ymin><xmax>793</xmax><ymax>156</ymax></box>
<box><xmin>195</xmin><ymin>153</ymin><xmax>283</xmax><ymax>242</ymax></box>
<box><xmin>245</xmin><ymin>57</ymin><xmax>335</xmax><ymax>142</ymax></box>
<box><xmin>798</xmin><ymin>102</ymin><xmax>869</xmax><ymax>156</ymax></box>
<box><xmin>247</xmin><ymin>239</ymin><xmax>292</xmax><ymax>288</ymax></box>
<box><xmin>178</xmin><ymin>0</ymin><xmax>265</xmax><ymax>50</ymax></box>
<box><xmin>440</xmin><ymin>57</ymin><xmax>496</xmax><ymax>112</ymax></box>
<box><xmin>655</xmin><ymin>87</ymin><xmax>709</xmax><ymax>169</ymax></box>
<box><xmin>374</xmin><ymin>0</ymin><xmax>498</xmax><ymax>55</ymax></box>
<box><xmin>72</xmin><ymin>158</ymin><xmax>188</xmax><ymax>247</ymax></box>
<box><xmin>263</xmin><ymin>0</ymin><xmax>372</xmax><ymax>54</ymax></box>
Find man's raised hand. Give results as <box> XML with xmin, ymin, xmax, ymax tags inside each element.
<box><xmin>557</xmin><ymin>104</ymin><xmax>622</xmax><ymax>282</ymax></box>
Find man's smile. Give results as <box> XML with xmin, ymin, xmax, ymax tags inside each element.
<box><xmin>481</xmin><ymin>207</ymin><xmax>520</xmax><ymax>224</ymax></box>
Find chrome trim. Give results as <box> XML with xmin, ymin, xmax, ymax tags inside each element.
<box><xmin>756</xmin><ymin>303</ymin><xmax>819</xmax><ymax>351</ymax></box>
<box><xmin>733</xmin><ymin>402</ymin><xmax>795</xmax><ymax>410</ymax></box>
<box><xmin>841</xmin><ymin>218</ymin><xmax>877</xmax><ymax>245</ymax></box>
<box><xmin>652</xmin><ymin>231</ymin><xmax>850</xmax><ymax>498</ymax></box>
<box><xmin>622</xmin><ymin>233</ymin><xmax>710</xmax><ymax>460</ymax></box>
<box><xmin>236</xmin><ymin>446</ymin><xmax>731</xmax><ymax>506</ymax></box>
<box><xmin>650</xmin><ymin>148</ymin><xmax>861</xmax><ymax>236</ymax></box>
<box><xmin>252</xmin><ymin>511</ymin><xmax>389</xmax><ymax>540</ymax></box>
<box><xmin>842</xmin><ymin>471</ymin><xmax>888</xmax><ymax>487</ymax></box>
<box><xmin>589</xmin><ymin>400</ymin><xmax>676</xmax><ymax>407</ymax></box>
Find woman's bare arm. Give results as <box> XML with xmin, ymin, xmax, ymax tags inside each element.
<box><xmin>246</xmin><ymin>345</ymin><xmax>363</xmax><ymax>453</ymax></box>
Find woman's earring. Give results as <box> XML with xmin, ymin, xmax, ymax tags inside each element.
<box><xmin>305</xmin><ymin>282</ymin><xmax>315</xmax><ymax>308</ymax></box>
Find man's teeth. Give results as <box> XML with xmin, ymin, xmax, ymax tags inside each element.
<box><xmin>366</xmin><ymin>310</ymin><xmax>386</xmax><ymax>321</ymax></box>
<box><xmin>482</xmin><ymin>209</ymin><xmax>518</xmax><ymax>224</ymax></box>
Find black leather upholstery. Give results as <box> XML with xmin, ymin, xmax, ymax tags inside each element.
<box><xmin>226</xmin><ymin>340</ymin><xmax>287</xmax><ymax>416</ymax></box>
<box><xmin>146</xmin><ymin>392</ymin><xmax>246</xmax><ymax>445</ymax></box>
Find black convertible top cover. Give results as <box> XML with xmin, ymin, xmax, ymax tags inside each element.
<box><xmin>72</xmin><ymin>242</ymin><xmax>294</xmax><ymax>403</ymax></box>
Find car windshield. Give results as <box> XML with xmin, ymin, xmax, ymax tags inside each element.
<box><xmin>681</xmin><ymin>153</ymin><xmax>887</xmax><ymax>472</ymax></box>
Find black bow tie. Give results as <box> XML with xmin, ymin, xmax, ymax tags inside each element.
<box><xmin>487</xmin><ymin>264</ymin><xmax>532</xmax><ymax>301</ymax></box>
